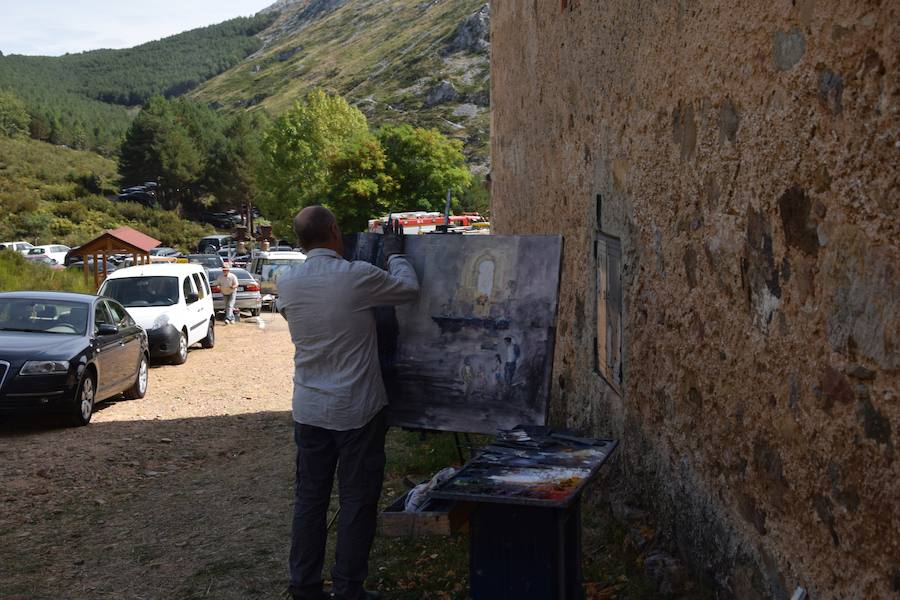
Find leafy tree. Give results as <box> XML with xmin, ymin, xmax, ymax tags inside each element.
<box><xmin>258</xmin><ymin>90</ymin><xmax>370</xmax><ymax>232</ymax></box>
<box><xmin>376</xmin><ymin>124</ymin><xmax>472</xmax><ymax>212</ymax></box>
<box><xmin>378</xmin><ymin>125</ymin><xmax>471</xmax><ymax>211</ymax></box>
<box><xmin>0</xmin><ymin>90</ymin><xmax>29</xmax><ymax>137</ymax></box>
<box><xmin>326</xmin><ymin>137</ymin><xmax>397</xmax><ymax>233</ymax></box>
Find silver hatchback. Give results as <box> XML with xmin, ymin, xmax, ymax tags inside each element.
<box><xmin>208</xmin><ymin>268</ymin><xmax>263</xmax><ymax>317</ymax></box>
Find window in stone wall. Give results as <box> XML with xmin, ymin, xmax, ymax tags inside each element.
<box><xmin>595</xmin><ymin>233</ymin><xmax>623</xmax><ymax>391</ymax></box>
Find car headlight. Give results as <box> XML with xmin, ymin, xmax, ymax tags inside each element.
<box><xmin>152</xmin><ymin>313</ymin><xmax>170</xmax><ymax>329</ymax></box>
<box><xmin>20</xmin><ymin>360</ymin><xmax>70</xmax><ymax>375</ymax></box>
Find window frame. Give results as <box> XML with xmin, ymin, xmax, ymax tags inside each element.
<box><xmin>104</xmin><ymin>300</ymin><xmax>134</xmax><ymax>328</ymax></box>
<box><xmin>594</xmin><ymin>233</ymin><xmax>623</xmax><ymax>393</ymax></box>
<box><xmin>191</xmin><ymin>273</ymin><xmax>207</xmax><ymax>299</ymax></box>
<box><xmin>182</xmin><ymin>276</ymin><xmax>198</xmax><ymax>304</ymax></box>
<box><xmin>93</xmin><ymin>301</ymin><xmax>114</xmax><ymax>334</ymax></box>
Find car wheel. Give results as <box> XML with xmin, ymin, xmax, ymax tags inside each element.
<box><xmin>70</xmin><ymin>372</ymin><xmax>95</xmax><ymax>427</ymax></box>
<box><xmin>124</xmin><ymin>353</ymin><xmax>149</xmax><ymax>399</ymax></box>
<box><xmin>200</xmin><ymin>318</ymin><xmax>215</xmax><ymax>349</ymax></box>
<box><xmin>171</xmin><ymin>330</ymin><xmax>189</xmax><ymax>365</ymax></box>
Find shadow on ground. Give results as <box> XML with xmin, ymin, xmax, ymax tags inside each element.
<box><xmin>0</xmin><ymin>411</ymin><xmax>707</xmax><ymax>599</ymax></box>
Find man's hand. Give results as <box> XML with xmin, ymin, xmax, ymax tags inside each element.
<box><xmin>382</xmin><ymin>217</ymin><xmax>405</xmax><ymax>258</ymax></box>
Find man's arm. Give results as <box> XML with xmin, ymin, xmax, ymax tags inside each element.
<box><xmin>354</xmin><ymin>256</ymin><xmax>419</xmax><ymax>308</ymax></box>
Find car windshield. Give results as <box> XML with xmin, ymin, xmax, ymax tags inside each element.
<box><xmin>260</xmin><ymin>261</ymin><xmax>301</xmax><ymax>281</ymax></box>
<box><xmin>0</xmin><ymin>298</ymin><xmax>88</xmax><ymax>335</ymax></box>
<box><xmin>100</xmin><ymin>276</ymin><xmax>179</xmax><ymax>307</ymax></box>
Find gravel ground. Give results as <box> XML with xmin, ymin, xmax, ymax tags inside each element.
<box><xmin>0</xmin><ymin>314</ymin><xmax>301</xmax><ymax>599</ymax></box>
<box><xmin>0</xmin><ymin>313</ymin><xmax>697</xmax><ymax>600</ymax></box>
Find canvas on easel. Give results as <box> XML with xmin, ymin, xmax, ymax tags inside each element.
<box><xmin>344</xmin><ymin>233</ymin><xmax>563</xmax><ymax>434</ymax></box>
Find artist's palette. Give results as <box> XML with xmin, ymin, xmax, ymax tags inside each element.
<box><xmin>431</xmin><ymin>429</ymin><xmax>618</xmax><ymax>508</ymax></box>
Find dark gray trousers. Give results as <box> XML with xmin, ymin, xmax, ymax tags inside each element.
<box><xmin>289</xmin><ymin>409</ymin><xmax>387</xmax><ymax>600</ymax></box>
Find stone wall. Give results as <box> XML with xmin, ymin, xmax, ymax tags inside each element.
<box><xmin>490</xmin><ymin>1</ymin><xmax>897</xmax><ymax>598</ymax></box>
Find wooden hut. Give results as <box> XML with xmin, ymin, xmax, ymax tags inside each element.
<box><xmin>68</xmin><ymin>226</ymin><xmax>160</xmax><ymax>289</ymax></box>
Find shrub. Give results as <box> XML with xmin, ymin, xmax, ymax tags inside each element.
<box><xmin>0</xmin><ymin>250</ymin><xmax>94</xmax><ymax>293</ymax></box>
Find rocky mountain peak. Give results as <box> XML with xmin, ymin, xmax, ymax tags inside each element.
<box><xmin>445</xmin><ymin>3</ymin><xmax>490</xmax><ymax>54</ymax></box>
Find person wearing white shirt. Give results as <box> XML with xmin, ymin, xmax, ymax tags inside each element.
<box><xmin>277</xmin><ymin>206</ymin><xmax>419</xmax><ymax>600</ymax></box>
<box><xmin>216</xmin><ymin>265</ymin><xmax>239</xmax><ymax>324</ymax></box>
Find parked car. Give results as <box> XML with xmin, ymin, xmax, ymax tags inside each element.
<box><xmin>27</xmin><ymin>244</ymin><xmax>71</xmax><ymax>264</ymax></box>
<box><xmin>117</xmin><ymin>190</ymin><xmax>156</xmax><ymax>206</ymax></box>
<box><xmin>199</xmin><ymin>211</ymin><xmax>235</xmax><ymax>229</ymax></box>
<box><xmin>67</xmin><ymin>259</ymin><xmax>119</xmax><ymax>275</ymax></box>
<box><xmin>197</xmin><ymin>235</ymin><xmax>234</xmax><ymax>254</ymax></box>
<box><xmin>150</xmin><ymin>247</ymin><xmax>181</xmax><ymax>258</ymax></box>
<box><xmin>250</xmin><ymin>251</ymin><xmax>307</xmax><ymax>297</ymax></box>
<box><xmin>217</xmin><ymin>247</ymin><xmax>251</xmax><ymax>268</ymax></box>
<box><xmin>0</xmin><ymin>241</ymin><xmax>34</xmax><ymax>255</ymax></box>
<box><xmin>207</xmin><ymin>267</ymin><xmax>262</xmax><ymax>317</ymax></box>
<box><xmin>186</xmin><ymin>254</ymin><xmax>225</xmax><ymax>270</ymax></box>
<box><xmin>0</xmin><ymin>291</ymin><xmax>149</xmax><ymax>426</ymax></box>
<box><xmin>25</xmin><ymin>254</ymin><xmax>65</xmax><ymax>270</ymax></box>
<box><xmin>98</xmin><ymin>263</ymin><xmax>215</xmax><ymax>364</ymax></box>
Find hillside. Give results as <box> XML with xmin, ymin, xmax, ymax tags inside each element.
<box><xmin>192</xmin><ymin>0</ymin><xmax>491</xmax><ymax>166</ymax></box>
<box><xmin>0</xmin><ymin>136</ymin><xmax>211</xmax><ymax>251</ymax></box>
<box><xmin>0</xmin><ymin>14</ymin><xmax>275</xmax><ymax>153</ymax></box>
<box><xmin>0</xmin><ymin>1</ymin><xmax>491</xmax><ymax>167</ymax></box>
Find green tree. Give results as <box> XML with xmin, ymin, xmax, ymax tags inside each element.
<box><xmin>376</xmin><ymin>124</ymin><xmax>472</xmax><ymax>212</ymax></box>
<box><xmin>119</xmin><ymin>96</ymin><xmax>207</xmax><ymax>209</ymax></box>
<box><xmin>0</xmin><ymin>90</ymin><xmax>30</xmax><ymax>137</ymax></box>
<box><xmin>29</xmin><ymin>114</ymin><xmax>50</xmax><ymax>141</ymax></box>
<box><xmin>71</xmin><ymin>122</ymin><xmax>88</xmax><ymax>150</ymax></box>
<box><xmin>206</xmin><ymin>111</ymin><xmax>267</xmax><ymax>210</ymax></box>
<box><xmin>258</xmin><ymin>90</ymin><xmax>370</xmax><ymax>234</ymax></box>
<box><xmin>326</xmin><ymin>137</ymin><xmax>397</xmax><ymax>233</ymax></box>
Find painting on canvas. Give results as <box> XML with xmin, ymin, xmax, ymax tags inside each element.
<box><xmin>344</xmin><ymin>233</ymin><xmax>563</xmax><ymax>434</ymax></box>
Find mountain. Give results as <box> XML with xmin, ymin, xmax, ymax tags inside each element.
<box><xmin>0</xmin><ymin>1</ymin><xmax>491</xmax><ymax>167</ymax></box>
<box><xmin>0</xmin><ymin>14</ymin><xmax>276</xmax><ymax>153</ymax></box>
<box><xmin>193</xmin><ymin>0</ymin><xmax>491</xmax><ymax>167</ymax></box>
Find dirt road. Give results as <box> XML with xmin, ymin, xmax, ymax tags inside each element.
<box><xmin>0</xmin><ymin>314</ymin><xmax>677</xmax><ymax>600</ymax></box>
<box><xmin>0</xmin><ymin>314</ymin><xmax>302</xmax><ymax>599</ymax></box>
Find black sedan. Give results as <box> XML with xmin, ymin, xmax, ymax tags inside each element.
<box><xmin>0</xmin><ymin>292</ymin><xmax>149</xmax><ymax>426</ymax></box>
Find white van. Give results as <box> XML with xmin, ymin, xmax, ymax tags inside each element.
<box><xmin>0</xmin><ymin>241</ymin><xmax>35</xmax><ymax>255</ymax></box>
<box><xmin>27</xmin><ymin>244</ymin><xmax>71</xmax><ymax>264</ymax></box>
<box><xmin>98</xmin><ymin>263</ymin><xmax>215</xmax><ymax>364</ymax></box>
<box><xmin>250</xmin><ymin>251</ymin><xmax>307</xmax><ymax>297</ymax></box>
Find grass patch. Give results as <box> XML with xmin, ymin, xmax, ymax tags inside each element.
<box><xmin>0</xmin><ymin>249</ymin><xmax>94</xmax><ymax>293</ymax></box>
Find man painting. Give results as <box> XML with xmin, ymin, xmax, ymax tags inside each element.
<box><xmin>277</xmin><ymin>206</ymin><xmax>419</xmax><ymax>600</ymax></box>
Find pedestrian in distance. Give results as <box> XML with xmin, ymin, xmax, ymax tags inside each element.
<box><xmin>216</xmin><ymin>264</ymin><xmax>239</xmax><ymax>324</ymax></box>
<box><xmin>277</xmin><ymin>206</ymin><xmax>419</xmax><ymax>600</ymax></box>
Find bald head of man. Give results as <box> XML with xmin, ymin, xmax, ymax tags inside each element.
<box><xmin>293</xmin><ymin>205</ymin><xmax>344</xmax><ymax>254</ymax></box>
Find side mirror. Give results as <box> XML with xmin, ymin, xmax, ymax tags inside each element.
<box><xmin>186</xmin><ymin>292</ymin><xmax>199</xmax><ymax>304</ymax></box>
<box><xmin>97</xmin><ymin>324</ymin><xmax>118</xmax><ymax>336</ymax></box>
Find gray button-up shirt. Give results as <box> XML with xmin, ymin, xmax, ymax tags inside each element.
<box><xmin>276</xmin><ymin>248</ymin><xmax>419</xmax><ymax>430</ymax></box>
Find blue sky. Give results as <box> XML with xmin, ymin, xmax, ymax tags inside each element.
<box><xmin>0</xmin><ymin>0</ymin><xmax>274</xmax><ymax>56</ymax></box>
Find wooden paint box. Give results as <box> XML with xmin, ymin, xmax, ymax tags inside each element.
<box><xmin>379</xmin><ymin>488</ymin><xmax>472</xmax><ymax>537</ymax></box>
